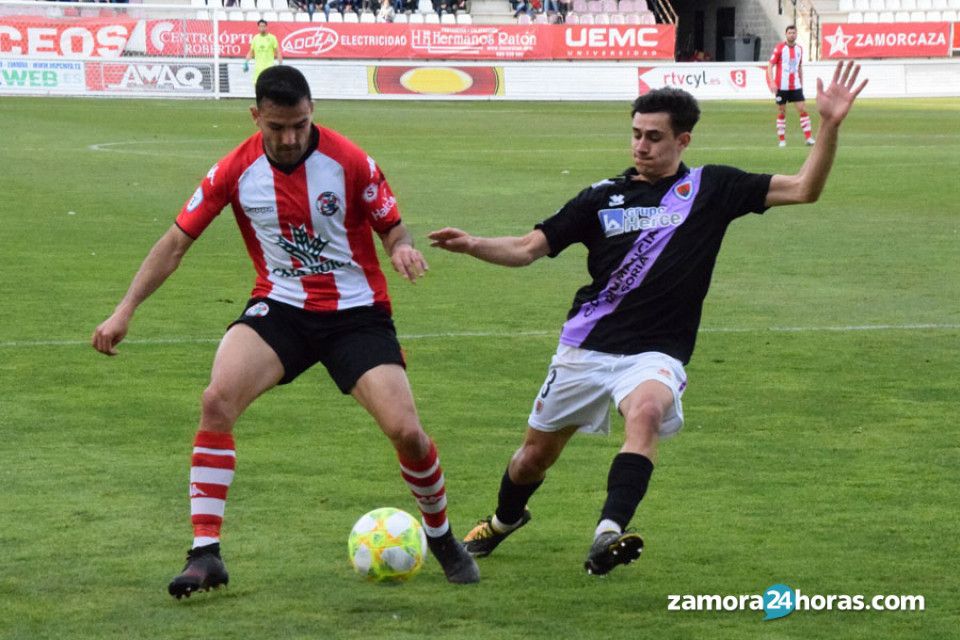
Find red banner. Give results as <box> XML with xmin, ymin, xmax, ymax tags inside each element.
<box><xmin>0</xmin><ymin>16</ymin><xmax>135</xmax><ymax>57</ymax></box>
<box><xmin>821</xmin><ymin>22</ymin><xmax>951</xmax><ymax>58</ymax></box>
<box><xmin>0</xmin><ymin>16</ymin><xmax>675</xmax><ymax>60</ymax></box>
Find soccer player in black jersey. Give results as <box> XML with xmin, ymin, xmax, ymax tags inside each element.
<box><xmin>428</xmin><ymin>61</ymin><xmax>867</xmax><ymax>575</ymax></box>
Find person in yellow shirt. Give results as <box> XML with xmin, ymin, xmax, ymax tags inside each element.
<box><xmin>244</xmin><ymin>20</ymin><xmax>282</xmax><ymax>83</ymax></box>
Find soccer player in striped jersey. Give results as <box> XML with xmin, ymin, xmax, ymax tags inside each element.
<box><xmin>767</xmin><ymin>25</ymin><xmax>814</xmax><ymax>148</ymax></box>
<box><xmin>429</xmin><ymin>61</ymin><xmax>866</xmax><ymax>576</ymax></box>
<box><xmin>92</xmin><ymin>65</ymin><xmax>479</xmax><ymax>597</ymax></box>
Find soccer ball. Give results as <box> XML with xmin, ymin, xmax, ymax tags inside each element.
<box><xmin>348</xmin><ymin>507</ymin><xmax>427</xmax><ymax>582</ymax></box>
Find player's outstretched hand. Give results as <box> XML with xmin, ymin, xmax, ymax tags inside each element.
<box><xmin>817</xmin><ymin>60</ymin><xmax>868</xmax><ymax>128</ymax></box>
<box><xmin>427</xmin><ymin>228</ymin><xmax>474</xmax><ymax>254</ymax></box>
<box><xmin>390</xmin><ymin>243</ymin><xmax>429</xmax><ymax>284</ymax></box>
<box><xmin>91</xmin><ymin>313</ymin><xmax>129</xmax><ymax>356</ymax></box>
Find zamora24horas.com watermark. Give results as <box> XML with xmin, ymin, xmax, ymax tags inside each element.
<box><xmin>667</xmin><ymin>583</ymin><xmax>925</xmax><ymax>620</ymax></box>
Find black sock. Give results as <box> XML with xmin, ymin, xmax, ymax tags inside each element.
<box><xmin>598</xmin><ymin>452</ymin><xmax>654</xmax><ymax>529</ymax></box>
<box><xmin>494</xmin><ymin>468</ymin><xmax>543</xmax><ymax>526</ymax></box>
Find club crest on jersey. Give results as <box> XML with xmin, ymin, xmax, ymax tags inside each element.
<box><xmin>316</xmin><ymin>191</ymin><xmax>342</xmax><ymax>217</ymax></box>
<box><xmin>608</xmin><ymin>194</ymin><xmax>625</xmax><ymax>206</ymax></box>
<box><xmin>363</xmin><ymin>183</ymin><xmax>378</xmax><ymax>203</ymax></box>
<box><xmin>674</xmin><ymin>180</ymin><xmax>693</xmax><ymax>201</ymax></box>
<box><xmin>245</xmin><ymin>301</ymin><xmax>270</xmax><ymax>317</ymax></box>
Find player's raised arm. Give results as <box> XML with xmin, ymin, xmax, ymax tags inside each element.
<box><xmin>91</xmin><ymin>224</ymin><xmax>194</xmax><ymax>356</ymax></box>
<box><xmin>765</xmin><ymin>60</ymin><xmax>868</xmax><ymax>207</ymax></box>
<box><xmin>428</xmin><ymin>228</ymin><xmax>551</xmax><ymax>267</ymax></box>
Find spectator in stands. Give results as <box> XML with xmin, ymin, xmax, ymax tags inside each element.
<box><xmin>447</xmin><ymin>0</ymin><xmax>467</xmax><ymax>14</ymax></box>
<box><xmin>542</xmin><ymin>0</ymin><xmax>559</xmax><ymax>17</ymax></box>
<box><xmin>513</xmin><ymin>0</ymin><xmax>533</xmax><ymax>18</ymax></box>
<box><xmin>325</xmin><ymin>0</ymin><xmax>358</xmax><ymax>18</ymax></box>
<box><xmin>558</xmin><ymin>0</ymin><xmax>571</xmax><ymax>21</ymax></box>
<box><xmin>377</xmin><ymin>0</ymin><xmax>395</xmax><ymax>20</ymax></box>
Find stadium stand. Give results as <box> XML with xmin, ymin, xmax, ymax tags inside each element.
<box><xmin>26</xmin><ymin>0</ymin><xmax>671</xmax><ymax>26</ymax></box>
<box><xmin>826</xmin><ymin>0</ymin><xmax>959</xmax><ymax>22</ymax></box>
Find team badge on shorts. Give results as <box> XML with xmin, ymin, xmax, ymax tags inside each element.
<box><xmin>316</xmin><ymin>191</ymin><xmax>342</xmax><ymax>217</ymax></box>
<box><xmin>245</xmin><ymin>301</ymin><xmax>270</xmax><ymax>317</ymax></box>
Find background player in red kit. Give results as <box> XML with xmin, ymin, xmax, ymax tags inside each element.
<box><xmin>767</xmin><ymin>25</ymin><xmax>814</xmax><ymax>147</ymax></box>
<box><xmin>92</xmin><ymin>66</ymin><xmax>479</xmax><ymax>597</ymax></box>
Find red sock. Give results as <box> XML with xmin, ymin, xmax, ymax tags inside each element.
<box><xmin>777</xmin><ymin>114</ymin><xmax>786</xmax><ymax>142</ymax></box>
<box><xmin>398</xmin><ymin>440</ymin><xmax>449</xmax><ymax>538</ymax></box>
<box><xmin>189</xmin><ymin>431</ymin><xmax>235</xmax><ymax>548</ymax></box>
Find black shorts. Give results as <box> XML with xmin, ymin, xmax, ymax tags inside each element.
<box><xmin>231</xmin><ymin>298</ymin><xmax>405</xmax><ymax>393</ymax></box>
<box><xmin>775</xmin><ymin>89</ymin><xmax>806</xmax><ymax>105</ymax></box>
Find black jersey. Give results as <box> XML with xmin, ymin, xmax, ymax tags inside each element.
<box><xmin>536</xmin><ymin>163</ymin><xmax>772</xmax><ymax>364</ymax></box>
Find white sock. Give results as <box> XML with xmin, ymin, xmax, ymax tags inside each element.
<box><xmin>491</xmin><ymin>514</ymin><xmax>523</xmax><ymax>533</ymax></box>
<box><xmin>594</xmin><ymin>519</ymin><xmax>622</xmax><ymax>539</ymax></box>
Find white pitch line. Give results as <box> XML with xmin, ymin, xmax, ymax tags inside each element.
<box><xmin>2</xmin><ymin>323</ymin><xmax>957</xmax><ymax>349</ymax></box>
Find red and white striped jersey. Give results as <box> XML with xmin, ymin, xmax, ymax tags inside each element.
<box><xmin>768</xmin><ymin>41</ymin><xmax>804</xmax><ymax>91</ymax></box>
<box><xmin>176</xmin><ymin>125</ymin><xmax>401</xmax><ymax>314</ymax></box>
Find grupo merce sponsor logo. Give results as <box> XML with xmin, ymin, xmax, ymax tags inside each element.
<box><xmin>87</xmin><ymin>62</ymin><xmax>214</xmax><ymax>93</ymax></box>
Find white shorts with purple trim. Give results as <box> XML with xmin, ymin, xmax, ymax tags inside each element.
<box><xmin>528</xmin><ymin>344</ymin><xmax>687</xmax><ymax>438</ymax></box>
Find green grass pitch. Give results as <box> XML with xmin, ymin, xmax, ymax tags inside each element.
<box><xmin>1</xmin><ymin>95</ymin><xmax>958</xmax><ymax>639</ymax></box>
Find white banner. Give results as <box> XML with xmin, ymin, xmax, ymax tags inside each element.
<box><xmin>637</xmin><ymin>63</ymin><xmax>771</xmax><ymax>99</ymax></box>
<box><xmin>0</xmin><ymin>58</ymin><xmax>84</xmax><ymax>93</ymax></box>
